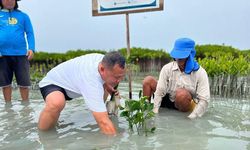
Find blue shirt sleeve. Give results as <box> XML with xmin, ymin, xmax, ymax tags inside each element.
<box><xmin>24</xmin><ymin>13</ymin><xmax>35</xmax><ymax>52</ymax></box>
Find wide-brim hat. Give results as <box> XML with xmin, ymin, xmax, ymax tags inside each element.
<box><xmin>170</xmin><ymin>38</ymin><xmax>195</xmax><ymax>59</ymax></box>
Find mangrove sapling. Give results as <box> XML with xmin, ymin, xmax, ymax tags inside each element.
<box><xmin>119</xmin><ymin>96</ymin><xmax>156</xmax><ymax>136</ymax></box>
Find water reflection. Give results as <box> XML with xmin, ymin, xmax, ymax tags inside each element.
<box><xmin>207</xmin><ymin>100</ymin><xmax>250</xmax><ymax>140</ymax></box>
<box><xmin>0</xmin><ymin>101</ymin><xmax>39</xmax><ymax>149</ymax></box>
<box><xmin>0</xmin><ymin>88</ymin><xmax>249</xmax><ymax>150</ymax></box>
<box><xmin>37</xmin><ymin>122</ymin><xmax>119</xmax><ymax>149</ymax></box>
<box><xmin>149</xmin><ymin>110</ymin><xmax>212</xmax><ymax>150</ymax></box>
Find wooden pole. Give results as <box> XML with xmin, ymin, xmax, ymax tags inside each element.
<box><xmin>126</xmin><ymin>13</ymin><xmax>132</xmax><ymax>99</ymax></box>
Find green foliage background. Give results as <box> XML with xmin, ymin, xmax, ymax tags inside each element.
<box><xmin>30</xmin><ymin>45</ymin><xmax>250</xmax><ymax>82</ymax></box>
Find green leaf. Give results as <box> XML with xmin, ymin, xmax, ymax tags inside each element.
<box><xmin>131</xmin><ymin>101</ymin><xmax>140</xmax><ymax>111</ymax></box>
<box><xmin>120</xmin><ymin>111</ymin><xmax>129</xmax><ymax>117</ymax></box>
<box><xmin>151</xmin><ymin>127</ymin><xmax>156</xmax><ymax>133</ymax></box>
<box><xmin>119</xmin><ymin>105</ymin><xmax>124</xmax><ymax>110</ymax></box>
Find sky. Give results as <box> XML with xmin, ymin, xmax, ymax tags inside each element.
<box><xmin>18</xmin><ymin>0</ymin><xmax>250</xmax><ymax>53</ymax></box>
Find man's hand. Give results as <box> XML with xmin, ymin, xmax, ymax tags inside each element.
<box><xmin>92</xmin><ymin>111</ymin><xmax>116</xmax><ymax>135</ymax></box>
<box><xmin>26</xmin><ymin>50</ymin><xmax>34</xmax><ymax>60</ymax></box>
<box><xmin>103</xmin><ymin>83</ymin><xmax>116</xmax><ymax>95</ymax></box>
<box><xmin>153</xmin><ymin>107</ymin><xmax>159</xmax><ymax>113</ymax></box>
<box><xmin>187</xmin><ymin>111</ymin><xmax>198</xmax><ymax>119</ymax></box>
<box><xmin>188</xmin><ymin>100</ymin><xmax>208</xmax><ymax>119</ymax></box>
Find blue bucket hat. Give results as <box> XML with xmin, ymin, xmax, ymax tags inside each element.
<box><xmin>170</xmin><ymin>38</ymin><xmax>195</xmax><ymax>59</ymax></box>
<box><xmin>170</xmin><ymin>38</ymin><xmax>200</xmax><ymax>74</ymax></box>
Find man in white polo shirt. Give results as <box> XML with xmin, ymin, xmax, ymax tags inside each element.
<box><xmin>38</xmin><ymin>51</ymin><xmax>126</xmax><ymax>135</ymax></box>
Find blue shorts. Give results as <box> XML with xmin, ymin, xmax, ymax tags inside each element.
<box><xmin>0</xmin><ymin>56</ymin><xmax>31</xmax><ymax>87</ymax></box>
<box><xmin>40</xmin><ymin>84</ymin><xmax>73</xmax><ymax>101</ymax></box>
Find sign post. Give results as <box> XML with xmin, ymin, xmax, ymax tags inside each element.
<box><xmin>125</xmin><ymin>13</ymin><xmax>132</xmax><ymax>99</ymax></box>
<box><xmin>92</xmin><ymin>0</ymin><xmax>164</xmax><ymax>99</ymax></box>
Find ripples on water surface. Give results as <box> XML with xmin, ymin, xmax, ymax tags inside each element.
<box><xmin>0</xmin><ymin>82</ymin><xmax>249</xmax><ymax>150</ymax></box>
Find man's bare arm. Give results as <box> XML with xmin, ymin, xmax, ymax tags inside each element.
<box><xmin>92</xmin><ymin>111</ymin><xmax>116</xmax><ymax>135</ymax></box>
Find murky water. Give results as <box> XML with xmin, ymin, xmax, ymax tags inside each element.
<box><xmin>0</xmin><ymin>81</ymin><xmax>249</xmax><ymax>150</ymax></box>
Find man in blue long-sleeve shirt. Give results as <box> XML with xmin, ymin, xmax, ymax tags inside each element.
<box><xmin>0</xmin><ymin>0</ymin><xmax>35</xmax><ymax>102</ymax></box>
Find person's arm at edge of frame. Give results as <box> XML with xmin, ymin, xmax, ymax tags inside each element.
<box><xmin>24</xmin><ymin>13</ymin><xmax>35</xmax><ymax>60</ymax></box>
<box><xmin>153</xmin><ymin>65</ymin><xmax>169</xmax><ymax>113</ymax></box>
<box><xmin>92</xmin><ymin>111</ymin><xmax>116</xmax><ymax>135</ymax></box>
<box><xmin>188</xmin><ymin>68</ymin><xmax>210</xmax><ymax>119</ymax></box>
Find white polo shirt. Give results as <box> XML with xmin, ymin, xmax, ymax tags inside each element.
<box><xmin>39</xmin><ymin>53</ymin><xmax>106</xmax><ymax>112</ymax></box>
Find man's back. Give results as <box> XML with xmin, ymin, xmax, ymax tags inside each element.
<box><xmin>39</xmin><ymin>53</ymin><xmax>107</xmax><ymax>112</ymax></box>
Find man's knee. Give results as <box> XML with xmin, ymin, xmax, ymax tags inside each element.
<box><xmin>175</xmin><ymin>88</ymin><xmax>192</xmax><ymax>112</ymax></box>
<box><xmin>45</xmin><ymin>91</ymin><xmax>66</xmax><ymax>112</ymax></box>
<box><xmin>143</xmin><ymin>76</ymin><xmax>157</xmax><ymax>89</ymax></box>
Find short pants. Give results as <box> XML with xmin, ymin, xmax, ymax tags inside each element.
<box><xmin>0</xmin><ymin>56</ymin><xmax>30</xmax><ymax>87</ymax></box>
<box><xmin>40</xmin><ymin>84</ymin><xmax>73</xmax><ymax>101</ymax></box>
<box><xmin>160</xmin><ymin>93</ymin><xmax>178</xmax><ymax>110</ymax></box>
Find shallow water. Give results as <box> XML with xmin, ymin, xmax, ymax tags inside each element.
<box><xmin>0</xmin><ymin>82</ymin><xmax>249</xmax><ymax>150</ymax></box>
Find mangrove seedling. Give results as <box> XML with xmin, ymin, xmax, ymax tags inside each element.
<box><xmin>119</xmin><ymin>96</ymin><xmax>156</xmax><ymax>136</ymax></box>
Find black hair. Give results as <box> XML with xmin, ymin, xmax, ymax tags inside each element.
<box><xmin>0</xmin><ymin>0</ymin><xmax>19</xmax><ymax>10</ymax></box>
<box><xmin>102</xmin><ymin>51</ymin><xmax>126</xmax><ymax>69</ymax></box>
